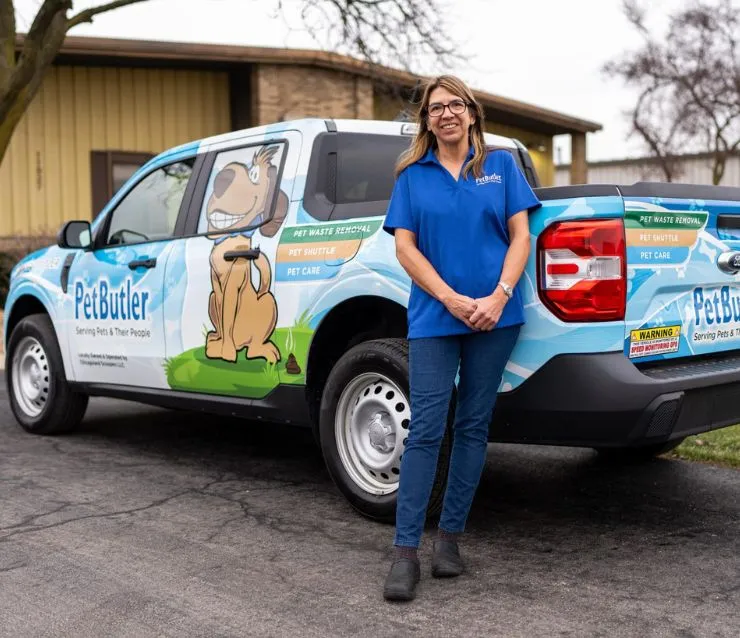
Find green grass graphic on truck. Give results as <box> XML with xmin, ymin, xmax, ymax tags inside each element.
<box><xmin>165</xmin><ymin>323</ymin><xmax>313</xmax><ymax>399</ymax></box>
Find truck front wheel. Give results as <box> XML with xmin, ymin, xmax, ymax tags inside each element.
<box><xmin>6</xmin><ymin>314</ymin><xmax>88</xmax><ymax>434</ymax></box>
<box><xmin>318</xmin><ymin>338</ymin><xmax>452</xmax><ymax>523</ymax></box>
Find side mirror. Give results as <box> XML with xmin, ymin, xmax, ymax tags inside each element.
<box><xmin>57</xmin><ymin>220</ymin><xmax>92</xmax><ymax>250</ymax></box>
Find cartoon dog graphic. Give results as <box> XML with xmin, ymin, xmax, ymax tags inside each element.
<box><xmin>205</xmin><ymin>145</ymin><xmax>288</xmax><ymax>364</ymax></box>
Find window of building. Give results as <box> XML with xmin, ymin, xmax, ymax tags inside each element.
<box><xmin>104</xmin><ymin>159</ymin><xmax>195</xmax><ymax>246</ymax></box>
<box><xmin>91</xmin><ymin>151</ymin><xmax>155</xmax><ymax>218</ymax></box>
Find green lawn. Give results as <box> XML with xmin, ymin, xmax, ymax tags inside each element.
<box><xmin>670</xmin><ymin>424</ymin><xmax>740</xmax><ymax>469</ymax></box>
<box><xmin>165</xmin><ymin>327</ymin><xmax>312</xmax><ymax>399</ymax></box>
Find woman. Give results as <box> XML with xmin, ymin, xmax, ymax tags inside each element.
<box><xmin>382</xmin><ymin>75</ymin><xmax>541</xmax><ymax>602</ymax></box>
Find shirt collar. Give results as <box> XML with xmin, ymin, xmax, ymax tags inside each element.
<box><xmin>418</xmin><ymin>144</ymin><xmax>475</xmax><ymax>166</ymax></box>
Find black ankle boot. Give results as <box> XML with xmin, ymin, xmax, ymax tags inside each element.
<box><xmin>431</xmin><ymin>540</ymin><xmax>464</xmax><ymax>578</ymax></box>
<box><xmin>383</xmin><ymin>558</ymin><xmax>421</xmax><ymax>601</ymax></box>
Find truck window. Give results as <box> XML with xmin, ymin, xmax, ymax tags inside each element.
<box><xmin>304</xmin><ymin>132</ymin><xmax>411</xmax><ymax>222</ymax></box>
<box><xmin>335</xmin><ymin>133</ymin><xmax>410</xmax><ymax>209</ymax></box>
<box><xmin>104</xmin><ymin>159</ymin><xmax>195</xmax><ymax>246</ymax></box>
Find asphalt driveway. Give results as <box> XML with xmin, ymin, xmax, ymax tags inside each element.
<box><xmin>0</xmin><ymin>377</ymin><xmax>738</xmax><ymax>637</ymax></box>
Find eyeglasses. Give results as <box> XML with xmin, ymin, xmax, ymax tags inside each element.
<box><xmin>427</xmin><ymin>99</ymin><xmax>469</xmax><ymax>117</ymax></box>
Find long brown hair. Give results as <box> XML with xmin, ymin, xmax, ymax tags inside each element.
<box><xmin>395</xmin><ymin>75</ymin><xmax>487</xmax><ymax>179</ymax></box>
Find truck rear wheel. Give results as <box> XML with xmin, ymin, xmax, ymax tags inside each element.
<box><xmin>6</xmin><ymin>314</ymin><xmax>88</xmax><ymax>435</ymax></box>
<box><xmin>319</xmin><ymin>338</ymin><xmax>452</xmax><ymax>523</ymax></box>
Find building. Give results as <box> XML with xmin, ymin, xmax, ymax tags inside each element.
<box><xmin>0</xmin><ymin>35</ymin><xmax>601</xmax><ymax>239</ymax></box>
<box><xmin>555</xmin><ymin>151</ymin><xmax>740</xmax><ymax>187</ymax></box>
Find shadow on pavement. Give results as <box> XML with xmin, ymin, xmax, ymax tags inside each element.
<box><xmin>67</xmin><ymin>397</ymin><xmax>733</xmax><ymax>541</ymax></box>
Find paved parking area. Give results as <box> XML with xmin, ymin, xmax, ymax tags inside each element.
<box><xmin>1</xmin><ymin>381</ymin><xmax>738</xmax><ymax>637</ymax></box>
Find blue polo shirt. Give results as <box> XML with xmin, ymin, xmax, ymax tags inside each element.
<box><xmin>383</xmin><ymin>147</ymin><xmax>541</xmax><ymax>339</ymax></box>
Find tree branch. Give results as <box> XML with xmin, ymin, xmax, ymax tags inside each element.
<box><xmin>297</xmin><ymin>0</ymin><xmax>459</xmax><ymax>73</ymax></box>
<box><xmin>623</xmin><ymin>0</ymin><xmax>648</xmax><ymax>35</ymax></box>
<box><xmin>631</xmin><ymin>87</ymin><xmax>678</xmax><ymax>181</ymax></box>
<box><xmin>67</xmin><ymin>0</ymin><xmax>149</xmax><ymax>29</ymax></box>
<box><xmin>3</xmin><ymin>0</ymin><xmax>149</xmax><ymax>122</ymax></box>
<box><xmin>1</xmin><ymin>1</ymin><xmax>69</xmax><ymax>116</ymax></box>
<box><xmin>607</xmin><ymin>0</ymin><xmax>740</xmax><ymax>184</ymax></box>
<box><xmin>21</xmin><ymin>0</ymin><xmax>70</xmax><ymax>53</ymax></box>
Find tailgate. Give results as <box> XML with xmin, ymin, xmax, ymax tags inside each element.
<box><xmin>623</xmin><ymin>184</ymin><xmax>740</xmax><ymax>363</ymax></box>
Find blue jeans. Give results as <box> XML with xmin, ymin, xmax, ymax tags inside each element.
<box><xmin>394</xmin><ymin>326</ymin><xmax>521</xmax><ymax>548</ymax></box>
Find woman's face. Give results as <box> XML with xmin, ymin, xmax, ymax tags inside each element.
<box><xmin>426</xmin><ymin>86</ymin><xmax>475</xmax><ymax>147</ymax></box>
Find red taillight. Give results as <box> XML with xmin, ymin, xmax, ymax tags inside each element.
<box><xmin>546</xmin><ymin>263</ymin><xmax>580</xmax><ymax>275</ymax></box>
<box><xmin>537</xmin><ymin>219</ymin><xmax>626</xmax><ymax>322</ymax></box>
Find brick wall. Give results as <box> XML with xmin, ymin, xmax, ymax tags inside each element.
<box><xmin>252</xmin><ymin>64</ymin><xmax>374</xmax><ymax>124</ymax></box>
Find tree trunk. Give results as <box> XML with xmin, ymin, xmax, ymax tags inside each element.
<box><xmin>713</xmin><ymin>153</ymin><xmax>727</xmax><ymax>185</ymax></box>
<box><xmin>657</xmin><ymin>157</ymin><xmax>673</xmax><ymax>182</ymax></box>
<box><xmin>660</xmin><ymin>163</ymin><xmax>673</xmax><ymax>182</ymax></box>
<box><xmin>0</xmin><ymin>8</ymin><xmax>69</xmax><ymax>166</ymax></box>
<box><xmin>0</xmin><ymin>91</ymin><xmax>28</xmax><ymax>165</ymax></box>
<box><xmin>0</xmin><ymin>0</ymin><xmax>17</xmax><ymax>91</ymax></box>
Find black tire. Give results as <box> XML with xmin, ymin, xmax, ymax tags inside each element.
<box><xmin>594</xmin><ymin>437</ymin><xmax>686</xmax><ymax>463</ymax></box>
<box><xmin>319</xmin><ymin>338</ymin><xmax>452</xmax><ymax>523</ymax></box>
<box><xmin>6</xmin><ymin>313</ymin><xmax>88</xmax><ymax>435</ymax></box>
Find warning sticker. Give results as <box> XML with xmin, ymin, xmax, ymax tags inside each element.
<box><xmin>629</xmin><ymin>325</ymin><xmax>681</xmax><ymax>358</ymax></box>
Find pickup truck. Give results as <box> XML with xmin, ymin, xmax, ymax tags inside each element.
<box><xmin>5</xmin><ymin>118</ymin><xmax>740</xmax><ymax>522</ymax></box>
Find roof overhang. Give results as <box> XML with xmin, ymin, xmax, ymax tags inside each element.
<box><xmin>16</xmin><ymin>35</ymin><xmax>602</xmax><ymax>136</ymax></box>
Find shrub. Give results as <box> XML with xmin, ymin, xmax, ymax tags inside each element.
<box><xmin>0</xmin><ymin>235</ymin><xmax>54</xmax><ymax>306</ymax></box>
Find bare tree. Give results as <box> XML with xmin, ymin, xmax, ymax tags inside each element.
<box><xmin>283</xmin><ymin>0</ymin><xmax>455</xmax><ymax>73</ymax></box>
<box><xmin>604</xmin><ymin>0</ymin><xmax>740</xmax><ymax>184</ymax></box>
<box><xmin>0</xmin><ymin>0</ymin><xmax>456</xmax><ymax>165</ymax></box>
<box><xmin>1</xmin><ymin>0</ymin><xmax>149</xmax><ymax>163</ymax></box>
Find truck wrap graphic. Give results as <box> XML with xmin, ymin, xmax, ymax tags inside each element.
<box><xmin>624</xmin><ymin>197</ymin><xmax>740</xmax><ymax>362</ymax></box>
<box><xmin>7</xmin><ymin>124</ymin><xmax>740</xmax><ymax>405</ymax></box>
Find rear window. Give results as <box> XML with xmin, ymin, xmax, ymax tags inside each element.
<box><xmin>335</xmin><ymin>133</ymin><xmax>410</xmax><ymax>205</ymax></box>
<box><xmin>304</xmin><ymin>132</ymin><xmax>410</xmax><ymax>221</ymax></box>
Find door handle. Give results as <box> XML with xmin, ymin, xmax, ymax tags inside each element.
<box><xmin>224</xmin><ymin>248</ymin><xmax>260</xmax><ymax>261</ymax></box>
<box><xmin>128</xmin><ymin>257</ymin><xmax>157</xmax><ymax>270</ymax></box>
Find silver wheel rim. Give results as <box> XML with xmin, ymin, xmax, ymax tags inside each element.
<box><xmin>335</xmin><ymin>372</ymin><xmax>411</xmax><ymax>496</ymax></box>
<box><xmin>12</xmin><ymin>336</ymin><xmax>50</xmax><ymax>418</ymax></box>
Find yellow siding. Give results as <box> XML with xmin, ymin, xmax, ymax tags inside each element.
<box><xmin>0</xmin><ymin>65</ymin><xmax>231</xmax><ymax>236</ymax></box>
<box><xmin>89</xmin><ymin>68</ymin><xmax>106</xmax><ymax>149</ymax></box>
<box><xmin>11</xmin><ymin>87</ymin><xmax>29</xmax><ymax>234</ymax></box>
<box><xmin>42</xmin><ymin>74</ymin><xmax>62</xmax><ymax>233</ymax></box>
<box><xmin>161</xmin><ymin>71</ymin><xmax>178</xmax><ymax>147</ymax></box>
<box><xmin>74</xmin><ymin>67</ymin><xmax>92</xmax><ymax>230</ymax></box>
<box><xmin>58</xmin><ymin>66</ymin><xmax>77</xmax><ymax>228</ymax></box>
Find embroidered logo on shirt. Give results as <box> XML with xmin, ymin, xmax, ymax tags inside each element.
<box><xmin>475</xmin><ymin>173</ymin><xmax>502</xmax><ymax>186</ymax></box>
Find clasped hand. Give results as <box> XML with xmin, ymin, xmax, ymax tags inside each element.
<box><xmin>444</xmin><ymin>290</ymin><xmax>507</xmax><ymax>331</ymax></box>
